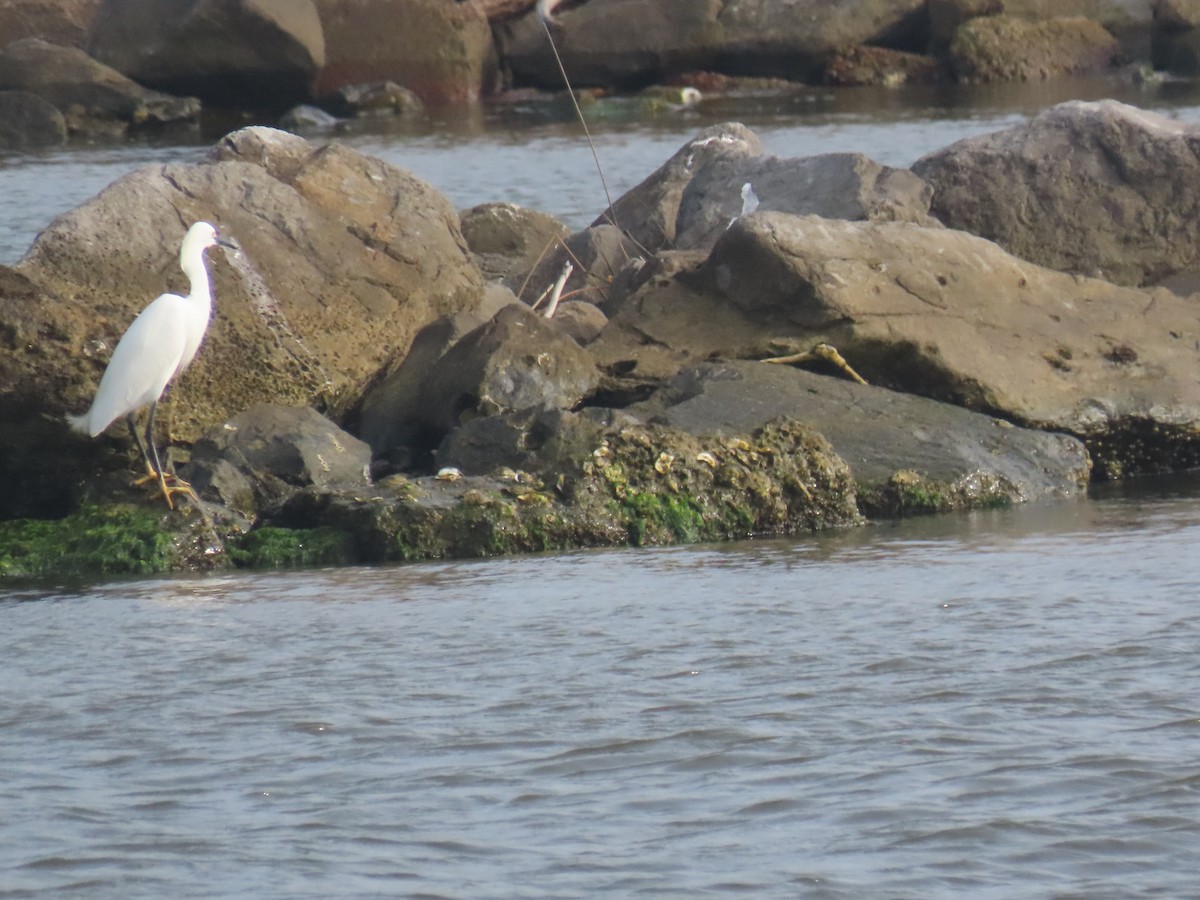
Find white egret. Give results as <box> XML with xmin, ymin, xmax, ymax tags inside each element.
<box><xmin>69</xmin><ymin>221</ymin><xmax>234</xmax><ymax>508</ymax></box>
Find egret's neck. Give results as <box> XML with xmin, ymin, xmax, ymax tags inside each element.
<box><xmin>182</xmin><ymin>252</ymin><xmax>212</xmax><ymax>306</ymax></box>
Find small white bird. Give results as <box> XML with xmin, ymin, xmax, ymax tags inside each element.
<box><xmin>728</xmin><ymin>182</ymin><xmax>760</xmax><ymax>229</ymax></box>
<box><xmin>740</xmin><ymin>181</ymin><xmax>760</xmax><ymax>217</ymax></box>
<box><xmin>70</xmin><ymin>221</ymin><xmax>234</xmax><ymax>508</ymax></box>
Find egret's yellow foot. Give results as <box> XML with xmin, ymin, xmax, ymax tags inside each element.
<box><xmin>132</xmin><ymin>469</ymin><xmax>198</xmax><ymax>510</ymax></box>
<box><xmin>762</xmin><ymin>342</ymin><xmax>868</xmax><ymax>385</ymax></box>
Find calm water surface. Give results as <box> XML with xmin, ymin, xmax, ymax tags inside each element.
<box><xmin>3</xmin><ymin>480</ymin><xmax>1200</xmax><ymax>898</ymax></box>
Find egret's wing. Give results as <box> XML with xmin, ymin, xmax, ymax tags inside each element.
<box><xmin>83</xmin><ymin>294</ymin><xmax>189</xmax><ymax>436</ymax></box>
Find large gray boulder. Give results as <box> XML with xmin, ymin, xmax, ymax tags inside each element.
<box><xmin>313</xmin><ymin>0</ymin><xmax>497</xmax><ymax>105</ymax></box>
<box><xmin>4</xmin><ymin>126</ymin><xmax>485</xmax><ymax>448</ymax></box>
<box><xmin>459</xmin><ymin>201</ymin><xmax>570</xmax><ymax>284</ymax></box>
<box><xmin>421</xmin><ymin>303</ymin><xmax>601</xmax><ymax>436</ymax></box>
<box><xmin>684</xmin><ymin>212</ymin><xmax>1200</xmax><ymax>477</ymax></box>
<box><xmin>947</xmin><ymin>15</ymin><xmax>1120</xmax><ymax>82</ymax></box>
<box><xmin>437</xmin><ymin>359</ymin><xmax>1090</xmax><ymax>514</ymax></box>
<box><xmin>184</xmin><ymin>403</ymin><xmax>371</xmax><ymax>514</ymax></box>
<box><xmin>496</xmin><ymin>0</ymin><xmax>928</xmax><ymax>89</ymax></box>
<box><xmin>0</xmin><ymin>0</ymin><xmax>102</xmax><ymax>48</ymax></box>
<box><xmin>930</xmin><ymin>0</ymin><xmax>1149</xmax><ymax>51</ymax></box>
<box><xmin>0</xmin><ymin>90</ymin><xmax>67</xmax><ymax>148</ymax></box>
<box><xmin>633</xmin><ymin>360</ymin><xmax>1091</xmax><ymax>512</ymax></box>
<box><xmin>596</xmin><ymin>122</ymin><xmax>764</xmax><ymax>256</ymax></box>
<box><xmin>673</xmin><ymin>152</ymin><xmax>937</xmax><ymax>250</ymax></box>
<box><xmin>913</xmin><ymin>100</ymin><xmax>1200</xmax><ymax>287</ymax></box>
<box><xmin>356</xmin><ymin>312</ymin><xmax>492</xmax><ymax>469</ymax></box>
<box><xmin>0</xmin><ymin>38</ymin><xmax>199</xmax><ymax>134</ymax></box>
<box><xmin>87</xmin><ymin>0</ymin><xmax>324</xmax><ymax>107</ymax></box>
<box><xmin>525</xmin><ymin>122</ymin><xmax>937</xmax><ymax>318</ymax></box>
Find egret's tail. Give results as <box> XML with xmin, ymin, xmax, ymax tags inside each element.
<box><xmin>66</xmin><ymin>411</ymin><xmax>94</xmax><ymax>436</ymax></box>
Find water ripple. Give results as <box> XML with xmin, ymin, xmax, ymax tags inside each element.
<box><xmin>4</xmin><ymin>490</ymin><xmax>1200</xmax><ymax>896</ymax></box>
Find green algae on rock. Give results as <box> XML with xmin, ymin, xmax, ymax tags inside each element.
<box><xmin>856</xmin><ymin>469</ymin><xmax>1023</xmax><ymax>519</ymax></box>
<box><xmin>264</xmin><ymin>417</ymin><xmax>862</xmax><ymax>567</ymax></box>
<box><xmin>225</xmin><ymin>525</ymin><xmax>358</xmax><ymax>569</ymax></box>
<box><xmin>0</xmin><ymin>504</ymin><xmax>177</xmax><ymax>579</ymax></box>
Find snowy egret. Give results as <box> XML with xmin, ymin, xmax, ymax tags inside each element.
<box><xmin>69</xmin><ymin>220</ymin><xmax>234</xmax><ymax>508</ymax></box>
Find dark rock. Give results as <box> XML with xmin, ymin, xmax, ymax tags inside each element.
<box><xmin>185</xmin><ymin>403</ymin><xmax>371</xmax><ymax>509</ymax></box>
<box><xmin>594</xmin><ymin>121</ymin><xmax>763</xmax><ymax>255</ymax></box>
<box><xmin>0</xmin><ymin>90</ymin><xmax>67</xmax><ymax>148</ymax></box>
<box><xmin>439</xmin><ymin>359</ymin><xmax>1089</xmax><ymax>515</ymax></box>
<box><xmin>1153</xmin><ymin>0</ymin><xmax>1200</xmax><ymax>72</ymax></box>
<box><xmin>631</xmin><ymin>360</ymin><xmax>1091</xmax><ymax>513</ymax></box>
<box><xmin>0</xmin><ymin>38</ymin><xmax>200</xmax><ymax>134</ymax></box>
<box><xmin>547</xmin><ymin>300</ymin><xmax>607</xmax><ymax>345</ymax></box>
<box><xmin>1154</xmin><ymin>0</ymin><xmax>1200</xmax><ymax>29</ymax></box>
<box><xmin>436</xmin><ymin>406</ymin><xmax>595</xmax><ymax>477</ymax></box>
<box><xmin>183</xmin><ymin>456</ymin><xmax>257</xmax><ymax>517</ymax></box>
<box><xmin>1152</xmin><ymin>29</ymin><xmax>1200</xmax><ymax>73</ymax></box>
<box><xmin>356</xmin><ymin>312</ymin><xmax>491</xmax><ymax>467</ymax></box>
<box><xmin>422</xmin><ymin>303</ymin><xmax>600</xmax><ymax>437</ymax></box>
<box><xmin>313</xmin><ymin>0</ymin><xmax>497</xmax><ymax>105</ymax></box>
<box><xmin>824</xmin><ymin>45</ymin><xmax>949</xmax><ymax>86</ymax></box>
<box><xmin>278</xmin><ymin>104</ymin><xmax>339</xmax><ymax>132</ymax></box>
<box><xmin>321</xmin><ymin>80</ymin><xmax>424</xmax><ymax>118</ymax></box>
<box><xmin>495</xmin><ymin>0</ymin><xmax>927</xmax><ymax>89</ymax></box>
<box><xmin>87</xmin><ymin>0</ymin><xmax>324</xmax><ymax>108</ymax></box>
<box><xmin>914</xmin><ymin>100</ymin><xmax>1200</xmax><ymax>286</ymax></box>
<box><xmin>927</xmin><ymin>0</ymin><xmax>1004</xmax><ymax>48</ymax></box>
<box><xmin>947</xmin><ymin>15</ymin><xmax>1119</xmax><ymax>82</ymax></box>
<box><xmin>517</xmin><ymin>223</ymin><xmax>641</xmax><ymax>309</ymax></box>
<box><xmin>278</xmin><ymin>412</ymin><xmax>862</xmax><ymax>562</ymax></box>
<box><xmin>0</xmin><ymin>0</ymin><xmax>101</xmax><ymax>49</ymax></box>
<box><xmin>459</xmin><ymin>201</ymin><xmax>570</xmax><ymax>283</ymax></box>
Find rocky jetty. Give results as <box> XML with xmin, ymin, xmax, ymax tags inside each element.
<box><xmin>0</xmin><ymin>0</ymin><xmax>1172</xmax><ymax>144</ymax></box>
<box><xmin>8</xmin><ymin>97</ymin><xmax>1200</xmax><ymax>578</ymax></box>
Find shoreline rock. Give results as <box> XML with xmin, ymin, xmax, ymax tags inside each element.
<box><xmin>5</xmin><ymin>97</ymin><xmax>1200</xmax><ymax>579</ymax></box>
<box><xmin>0</xmin><ymin>37</ymin><xmax>200</xmax><ymax>136</ymax></box>
<box><xmin>0</xmin><ymin>0</ymin><xmax>1170</xmax><ymax>140</ymax></box>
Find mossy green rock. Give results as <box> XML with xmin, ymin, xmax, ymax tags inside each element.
<box><xmin>226</xmin><ymin>525</ymin><xmax>358</xmax><ymax>569</ymax></box>
<box><xmin>270</xmin><ymin>416</ymin><xmax>862</xmax><ymax>564</ymax></box>
<box><xmin>0</xmin><ymin>504</ymin><xmax>177</xmax><ymax>579</ymax></box>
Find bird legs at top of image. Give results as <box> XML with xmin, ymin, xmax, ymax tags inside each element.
<box><xmin>126</xmin><ymin>402</ymin><xmax>200</xmax><ymax>511</ymax></box>
<box><xmin>761</xmin><ymin>343</ymin><xmax>869</xmax><ymax>385</ymax></box>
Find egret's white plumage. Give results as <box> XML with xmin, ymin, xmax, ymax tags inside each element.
<box><xmin>740</xmin><ymin>181</ymin><xmax>760</xmax><ymax>217</ymax></box>
<box><xmin>70</xmin><ymin>221</ymin><xmax>230</xmax><ymax>506</ymax></box>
